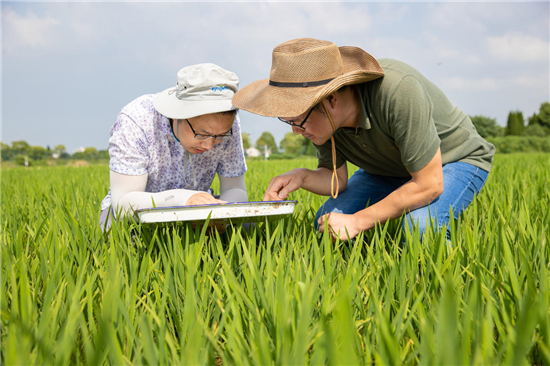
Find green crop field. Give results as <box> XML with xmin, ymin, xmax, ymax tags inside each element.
<box><xmin>2</xmin><ymin>153</ymin><xmax>549</xmax><ymax>365</ymax></box>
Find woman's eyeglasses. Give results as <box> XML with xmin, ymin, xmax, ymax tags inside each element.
<box><xmin>186</xmin><ymin>119</ymin><xmax>233</xmax><ymax>141</ymax></box>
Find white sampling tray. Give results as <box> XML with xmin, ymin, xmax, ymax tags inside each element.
<box><xmin>134</xmin><ymin>200</ymin><xmax>297</xmax><ymax>224</ymax></box>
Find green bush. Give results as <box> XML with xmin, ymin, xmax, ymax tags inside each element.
<box><xmin>487</xmin><ymin>136</ymin><xmax>550</xmax><ymax>154</ymax></box>
<box><xmin>523</xmin><ymin>123</ymin><xmax>550</xmax><ymax>137</ymax></box>
<box><xmin>470</xmin><ymin>115</ymin><xmax>500</xmax><ymax>138</ymax></box>
<box><xmin>14</xmin><ymin>154</ymin><xmax>32</xmax><ymax>166</ymax></box>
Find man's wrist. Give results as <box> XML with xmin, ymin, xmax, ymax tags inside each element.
<box><xmin>352</xmin><ymin>209</ymin><xmax>372</xmax><ymax>232</ymax></box>
<box><xmin>293</xmin><ymin>168</ymin><xmax>309</xmax><ymax>185</ymax></box>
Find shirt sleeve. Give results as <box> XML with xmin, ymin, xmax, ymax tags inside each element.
<box><xmin>219</xmin><ymin>174</ymin><xmax>247</xmax><ymax>202</ymax></box>
<box><xmin>216</xmin><ymin>113</ymin><xmax>248</xmax><ymax>177</ymax></box>
<box><xmin>108</xmin><ymin>113</ymin><xmax>150</xmax><ymax>176</ymax></box>
<box><xmin>389</xmin><ymin>75</ymin><xmax>440</xmax><ymax>173</ymax></box>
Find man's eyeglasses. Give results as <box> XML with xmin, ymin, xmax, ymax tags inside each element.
<box><xmin>186</xmin><ymin>119</ymin><xmax>232</xmax><ymax>141</ymax></box>
<box><xmin>277</xmin><ymin>108</ymin><xmax>314</xmax><ymax>131</ymax></box>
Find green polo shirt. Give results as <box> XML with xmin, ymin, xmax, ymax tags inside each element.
<box><xmin>316</xmin><ymin>58</ymin><xmax>495</xmax><ymax>177</ymax></box>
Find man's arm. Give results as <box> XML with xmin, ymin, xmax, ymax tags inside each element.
<box><xmin>319</xmin><ymin>148</ymin><xmax>443</xmax><ymax>240</ymax></box>
<box><xmin>263</xmin><ymin>164</ymin><xmax>348</xmax><ymax>200</ymax></box>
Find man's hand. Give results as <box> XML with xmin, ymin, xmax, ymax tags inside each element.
<box><xmin>318</xmin><ymin>212</ymin><xmax>362</xmax><ymax>241</ymax></box>
<box><xmin>263</xmin><ymin>169</ymin><xmax>305</xmax><ymax>201</ymax></box>
<box><xmin>187</xmin><ymin>192</ymin><xmax>227</xmax><ymax>205</ymax></box>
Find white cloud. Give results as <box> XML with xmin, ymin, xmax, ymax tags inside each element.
<box><xmin>487</xmin><ymin>32</ymin><xmax>549</xmax><ymax>62</ymax></box>
<box><xmin>3</xmin><ymin>7</ymin><xmax>59</xmax><ymax>51</ymax></box>
<box><xmin>442</xmin><ymin>77</ymin><xmax>499</xmax><ymax>91</ymax></box>
<box><xmin>513</xmin><ymin>74</ymin><xmax>549</xmax><ymax>89</ymax></box>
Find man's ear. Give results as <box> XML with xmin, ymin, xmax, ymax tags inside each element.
<box><xmin>324</xmin><ymin>92</ymin><xmax>339</xmax><ymax>110</ymax></box>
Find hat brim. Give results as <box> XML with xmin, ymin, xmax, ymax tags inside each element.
<box><xmin>232</xmin><ymin>46</ymin><xmax>385</xmax><ymax>118</ymax></box>
<box><xmin>153</xmin><ymin>88</ymin><xmax>236</xmax><ymax>120</ymax></box>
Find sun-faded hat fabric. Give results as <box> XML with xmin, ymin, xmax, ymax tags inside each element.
<box><xmin>153</xmin><ymin>63</ymin><xmax>239</xmax><ymax>120</ymax></box>
<box><xmin>232</xmin><ymin>38</ymin><xmax>385</xmax><ymax>118</ymax></box>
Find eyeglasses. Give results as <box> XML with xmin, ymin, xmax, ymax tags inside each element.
<box><xmin>186</xmin><ymin>119</ymin><xmax>233</xmax><ymax>141</ymax></box>
<box><xmin>277</xmin><ymin>108</ymin><xmax>314</xmax><ymax>131</ymax></box>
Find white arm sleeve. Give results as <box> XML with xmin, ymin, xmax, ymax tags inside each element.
<box><xmin>219</xmin><ymin>174</ymin><xmax>248</xmax><ymax>203</ymax></box>
<box><xmin>110</xmin><ymin>170</ymin><xmax>201</xmax><ymax>217</ymax></box>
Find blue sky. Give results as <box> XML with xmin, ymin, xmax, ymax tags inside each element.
<box><xmin>2</xmin><ymin>1</ymin><xmax>549</xmax><ymax>153</ymax></box>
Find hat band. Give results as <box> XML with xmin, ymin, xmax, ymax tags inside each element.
<box><xmin>269</xmin><ymin>77</ymin><xmax>334</xmax><ymax>88</ymax></box>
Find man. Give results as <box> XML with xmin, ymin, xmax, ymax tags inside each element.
<box><xmin>233</xmin><ymin>38</ymin><xmax>494</xmax><ymax>241</ymax></box>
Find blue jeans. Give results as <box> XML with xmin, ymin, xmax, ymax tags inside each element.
<box><xmin>314</xmin><ymin>162</ymin><xmax>489</xmax><ymax>239</ymax></box>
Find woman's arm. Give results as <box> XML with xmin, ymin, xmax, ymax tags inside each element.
<box><xmin>219</xmin><ymin>174</ymin><xmax>248</xmax><ymax>202</ymax></box>
<box><xmin>110</xmin><ymin>170</ymin><xmax>223</xmax><ymax>217</ymax></box>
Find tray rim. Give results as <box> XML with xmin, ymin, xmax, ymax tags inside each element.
<box><xmin>133</xmin><ymin>200</ymin><xmax>298</xmax><ymax>214</ymax></box>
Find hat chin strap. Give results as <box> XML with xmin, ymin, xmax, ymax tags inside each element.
<box><xmin>320</xmin><ymin>102</ymin><xmax>339</xmax><ymax>199</ymax></box>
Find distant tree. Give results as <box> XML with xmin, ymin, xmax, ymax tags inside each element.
<box><xmin>1</xmin><ymin>142</ymin><xmax>14</xmax><ymax>161</ymax></box>
<box><xmin>528</xmin><ymin>102</ymin><xmax>550</xmax><ymax>134</ymax></box>
<box><xmin>470</xmin><ymin>115</ymin><xmax>500</xmax><ymax>138</ymax></box>
<box><xmin>98</xmin><ymin>149</ymin><xmax>110</xmax><ymax>159</ymax></box>
<box><xmin>241</xmin><ymin>133</ymin><xmax>251</xmax><ymax>150</ymax></box>
<box><xmin>280</xmin><ymin>132</ymin><xmax>302</xmax><ymax>156</ymax></box>
<box><xmin>528</xmin><ymin>113</ymin><xmax>540</xmax><ymax>127</ymax></box>
<box><xmin>14</xmin><ymin>155</ymin><xmax>32</xmax><ymax>166</ymax></box>
<box><xmin>28</xmin><ymin>146</ymin><xmax>47</xmax><ymax>161</ymax></box>
<box><xmin>256</xmin><ymin>132</ymin><xmax>279</xmax><ymax>154</ymax></box>
<box><xmin>72</xmin><ymin>151</ymin><xmax>85</xmax><ymax>160</ymax></box>
<box><xmin>506</xmin><ymin>111</ymin><xmax>525</xmax><ymax>136</ymax></box>
<box><xmin>83</xmin><ymin>147</ymin><xmax>99</xmax><ymax>161</ymax></box>
<box><xmin>11</xmin><ymin>140</ymin><xmax>30</xmax><ymax>156</ymax></box>
<box><xmin>523</xmin><ymin>123</ymin><xmax>549</xmax><ymax>137</ymax></box>
<box><xmin>53</xmin><ymin>144</ymin><xmax>67</xmax><ymax>158</ymax></box>
<box><xmin>537</xmin><ymin>102</ymin><xmax>550</xmax><ymax>129</ymax></box>
<box><xmin>302</xmin><ymin>137</ymin><xmax>317</xmax><ymax>156</ymax></box>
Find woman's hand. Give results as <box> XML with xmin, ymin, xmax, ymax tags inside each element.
<box><xmin>317</xmin><ymin>212</ymin><xmax>362</xmax><ymax>241</ymax></box>
<box><xmin>187</xmin><ymin>192</ymin><xmax>227</xmax><ymax>206</ymax></box>
<box><xmin>187</xmin><ymin>193</ymin><xmax>227</xmax><ymax>234</ymax></box>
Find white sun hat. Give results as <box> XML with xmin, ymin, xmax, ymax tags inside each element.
<box><xmin>153</xmin><ymin>63</ymin><xmax>239</xmax><ymax>119</ymax></box>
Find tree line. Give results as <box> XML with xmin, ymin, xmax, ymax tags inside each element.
<box><xmin>3</xmin><ymin>102</ymin><xmax>548</xmax><ymax>166</ymax></box>
<box><xmin>241</xmin><ymin>131</ymin><xmax>318</xmax><ymax>159</ymax></box>
<box><xmin>1</xmin><ymin>141</ymin><xmax>109</xmax><ymax>166</ymax></box>
<box><xmin>471</xmin><ymin>102</ymin><xmax>549</xmax><ymax>139</ymax></box>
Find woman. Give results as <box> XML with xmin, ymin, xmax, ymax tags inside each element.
<box><xmin>100</xmin><ymin>63</ymin><xmax>247</xmax><ymax>230</ymax></box>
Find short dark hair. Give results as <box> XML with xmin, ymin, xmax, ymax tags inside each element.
<box><xmin>313</xmin><ymin>85</ymin><xmax>353</xmax><ymax>114</ymax></box>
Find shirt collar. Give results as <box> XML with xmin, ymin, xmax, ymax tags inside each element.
<box><xmin>355</xmin><ymin>84</ymin><xmax>371</xmax><ymax>132</ymax></box>
<box><xmin>160</xmin><ymin>114</ymin><xmax>173</xmax><ymax>136</ymax></box>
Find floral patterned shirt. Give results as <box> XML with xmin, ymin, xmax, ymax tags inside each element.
<box><xmin>101</xmin><ymin>94</ymin><xmax>247</xmax><ymax>210</ymax></box>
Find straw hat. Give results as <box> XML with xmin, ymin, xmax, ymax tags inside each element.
<box><xmin>232</xmin><ymin>38</ymin><xmax>385</xmax><ymax>118</ymax></box>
